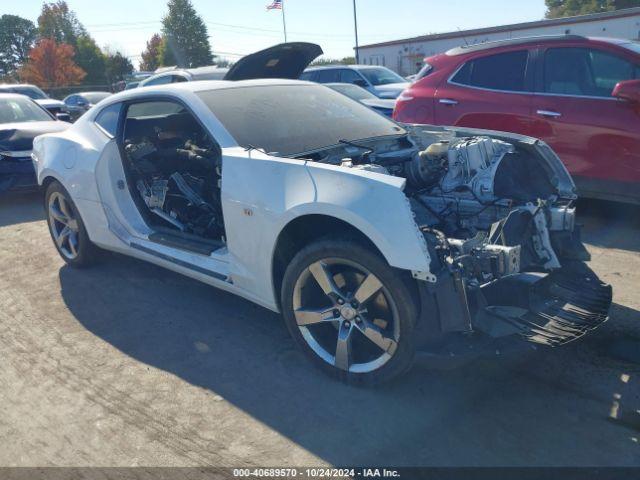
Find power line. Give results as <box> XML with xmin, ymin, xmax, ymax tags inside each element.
<box><xmin>85</xmin><ymin>19</ymin><xmax>392</xmax><ymax>39</ymax></box>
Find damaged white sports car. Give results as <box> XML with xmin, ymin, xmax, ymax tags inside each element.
<box><xmin>33</xmin><ymin>44</ymin><xmax>611</xmax><ymax>383</ymax></box>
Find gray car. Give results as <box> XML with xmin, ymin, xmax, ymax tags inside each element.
<box><xmin>301</xmin><ymin>65</ymin><xmax>410</xmax><ymax>99</ymax></box>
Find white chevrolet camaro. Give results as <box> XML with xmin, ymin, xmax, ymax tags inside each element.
<box><xmin>32</xmin><ymin>44</ymin><xmax>611</xmax><ymax>384</ymax></box>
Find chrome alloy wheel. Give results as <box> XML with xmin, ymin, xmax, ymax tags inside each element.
<box><xmin>292</xmin><ymin>258</ymin><xmax>400</xmax><ymax>374</ymax></box>
<box><xmin>48</xmin><ymin>191</ymin><xmax>80</xmax><ymax>260</ymax></box>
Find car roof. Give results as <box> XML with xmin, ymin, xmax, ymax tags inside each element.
<box><xmin>0</xmin><ymin>92</ymin><xmax>33</xmax><ymax>100</ymax></box>
<box><xmin>91</xmin><ymin>78</ymin><xmax>317</xmax><ymax>108</ymax></box>
<box><xmin>445</xmin><ymin>35</ymin><xmax>632</xmax><ymax>56</ymax></box>
<box><xmin>304</xmin><ymin>64</ymin><xmax>387</xmax><ymax>71</ymax></box>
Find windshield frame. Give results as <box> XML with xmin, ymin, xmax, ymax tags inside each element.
<box><xmin>0</xmin><ymin>96</ymin><xmax>54</xmax><ymax>124</ymax></box>
<box><xmin>196</xmin><ymin>83</ymin><xmax>406</xmax><ymax>157</ymax></box>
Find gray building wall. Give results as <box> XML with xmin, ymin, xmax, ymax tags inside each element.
<box><xmin>358</xmin><ymin>10</ymin><xmax>640</xmax><ymax>76</ymax></box>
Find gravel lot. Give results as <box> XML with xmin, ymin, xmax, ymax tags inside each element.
<box><xmin>0</xmin><ymin>192</ymin><xmax>638</xmax><ymax>467</ymax></box>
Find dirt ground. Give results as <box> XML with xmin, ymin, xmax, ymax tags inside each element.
<box><xmin>0</xmin><ymin>192</ymin><xmax>638</xmax><ymax>467</ymax></box>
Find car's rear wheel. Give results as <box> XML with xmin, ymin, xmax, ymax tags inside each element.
<box><xmin>45</xmin><ymin>181</ymin><xmax>99</xmax><ymax>267</ymax></box>
<box><xmin>281</xmin><ymin>238</ymin><xmax>417</xmax><ymax>385</ymax></box>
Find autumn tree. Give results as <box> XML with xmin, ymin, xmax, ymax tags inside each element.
<box><xmin>0</xmin><ymin>15</ymin><xmax>37</xmax><ymax>79</ymax></box>
<box><xmin>162</xmin><ymin>0</ymin><xmax>213</xmax><ymax>68</ymax></box>
<box><xmin>545</xmin><ymin>0</ymin><xmax>640</xmax><ymax>18</ymax></box>
<box><xmin>37</xmin><ymin>1</ymin><xmax>86</xmax><ymax>47</ymax></box>
<box><xmin>140</xmin><ymin>34</ymin><xmax>163</xmax><ymax>71</ymax></box>
<box><xmin>19</xmin><ymin>38</ymin><xmax>86</xmax><ymax>88</ymax></box>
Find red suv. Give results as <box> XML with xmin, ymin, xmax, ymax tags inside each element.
<box><xmin>394</xmin><ymin>36</ymin><xmax>640</xmax><ymax>204</ymax></box>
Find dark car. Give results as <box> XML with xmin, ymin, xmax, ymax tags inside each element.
<box><xmin>0</xmin><ymin>94</ymin><xmax>69</xmax><ymax>193</ymax></box>
<box><xmin>324</xmin><ymin>82</ymin><xmax>396</xmax><ymax>117</ymax></box>
<box><xmin>394</xmin><ymin>35</ymin><xmax>640</xmax><ymax>204</ymax></box>
<box><xmin>63</xmin><ymin>92</ymin><xmax>112</xmax><ymax>122</ymax></box>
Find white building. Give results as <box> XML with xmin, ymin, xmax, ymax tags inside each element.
<box><xmin>357</xmin><ymin>7</ymin><xmax>640</xmax><ymax>76</ymax></box>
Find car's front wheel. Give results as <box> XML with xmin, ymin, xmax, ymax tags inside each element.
<box><xmin>45</xmin><ymin>180</ymin><xmax>99</xmax><ymax>267</ymax></box>
<box><xmin>281</xmin><ymin>238</ymin><xmax>417</xmax><ymax>384</ymax></box>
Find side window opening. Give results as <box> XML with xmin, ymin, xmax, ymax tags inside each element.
<box><xmin>299</xmin><ymin>71</ymin><xmax>315</xmax><ymax>81</ymax></box>
<box><xmin>315</xmin><ymin>69</ymin><xmax>341</xmax><ymax>83</ymax></box>
<box><xmin>121</xmin><ymin>100</ymin><xmax>225</xmax><ymax>243</ymax></box>
<box><xmin>543</xmin><ymin>47</ymin><xmax>639</xmax><ymax>97</ymax></box>
<box><xmin>95</xmin><ymin>103</ymin><xmax>122</xmax><ymax>137</ymax></box>
<box><xmin>452</xmin><ymin>50</ymin><xmax>529</xmax><ymax>92</ymax></box>
<box><xmin>414</xmin><ymin>62</ymin><xmax>434</xmax><ymax>81</ymax></box>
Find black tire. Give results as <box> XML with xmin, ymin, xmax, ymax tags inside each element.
<box><xmin>45</xmin><ymin>181</ymin><xmax>100</xmax><ymax>268</ymax></box>
<box><xmin>281</xmin><ymin>238</ymin><xmax>418</xmax><ymax>385</ymax></box>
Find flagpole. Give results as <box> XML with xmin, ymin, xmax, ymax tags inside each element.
<box><xmin>282</xmin><ymin>0</ymin><xmax>288</xmax><ymax>42</ymax></box>
<box><xmin>353</xmin><ymin>0</ymin><xmax>360</xmax><ymax>64</ymax></box>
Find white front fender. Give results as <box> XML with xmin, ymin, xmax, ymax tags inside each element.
<box><xmin>221</xmin><ymin>148</ymin><xmax>432</xmax><ymax>309</ymax></box>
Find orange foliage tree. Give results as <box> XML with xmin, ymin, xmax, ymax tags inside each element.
<box><xmin>19</xmin><ymin>38</ymin><xmax>85</xmax><ymax>88</ymax></box>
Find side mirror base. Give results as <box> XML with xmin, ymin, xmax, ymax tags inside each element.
<box><xmin>612</xmin><ymin>79</ymin><xmax>640</xmax><ymax>104</ymax></box>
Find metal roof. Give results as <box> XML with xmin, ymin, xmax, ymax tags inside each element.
<box><xmin>358</xmin><ymin>7</ymin><xmax>640</xmax><ymax>50</ymax></box>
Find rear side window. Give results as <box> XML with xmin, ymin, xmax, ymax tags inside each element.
<box><xmin>145</xmin><ymin>75</ymin><xmax>172</xmax><ymax>86</ymax></box>
<box><xmin>544</xmin><ymin>47</ymin><xmax>640</xmax><ymax>97</ymax></box>
<box><xmin>299</xmin><ymin>71</ymin><xmax>316</xmax><ymax>81</ymax></box>
<box><xmin>414</xmin><ymin>62</ymin><xmax>433</xmax><ymax>81</ymax></box>
<box><xmin>452</xmin><ymin>50</ymin><xmax>529</xmax><ymax>92</ymax></box>
<box><xmin>340</xmin><ymin>69</ymin><xmax>364</xmax><ymax>84</ymax></box>
<box><xmin>95</xmin><ymin>103</ymin><xmax>121</xmax><ymax>137</ymax></box>
<box><xmin>315</xmin><ymin>69</ymin><xmax>341</xmax><ymax>83</ymax></box>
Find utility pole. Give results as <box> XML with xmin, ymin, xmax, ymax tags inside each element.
<box><xmin>353</xmin><ymin>0</ymin><xmax>360</xmax><ymax>64</ymax></box>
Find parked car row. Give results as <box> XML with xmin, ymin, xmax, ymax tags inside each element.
<box><xmin>0</xmin><ymin>94</ymin><xmax>69</xmax><ymax>193</ymax></box>
<box><xmin>0</xmin><ymin>84</ymin><xmax>70</xmax><ymax>120</ymax></box>
<box><xmin>0</xmin><ymin>84</ymin><xmax>114</xmax><ymax>123</ymax></box>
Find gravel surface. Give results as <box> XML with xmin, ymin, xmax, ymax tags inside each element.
<box><xmin>0</xmin><ymin>192</ymin><xmax>638</xmax><ymax>467</ymax></box>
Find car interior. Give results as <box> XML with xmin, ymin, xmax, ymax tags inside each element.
<box><xmin>119</xmin><ymin>100</ymin><xmax>226</xmax><ymax>254</ymax></box>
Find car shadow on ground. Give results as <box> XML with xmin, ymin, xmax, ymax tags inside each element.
<box><xmin>57</xmin><ymin>252</ymin><xmax>640</xmax><ymax>466</ymax></box>
<box><xmin>0</xmin><ymin>191</ymin><xmax>44</xmax><ymax>227</ymax></box>
<box><xmin>578</xmin><ymin>199</ymin><xmax>640</xmax><ymax>253</ymax></box>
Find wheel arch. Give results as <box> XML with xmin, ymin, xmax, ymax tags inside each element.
<box><xmin>41</xmin><ymin>174</ymin><xmax>61</xmax><ymax>191</ymax></box>
<box><xmin>271</xmin><ymin>213</ymin><xmax>388</xmax><ymax>310</ymax></box>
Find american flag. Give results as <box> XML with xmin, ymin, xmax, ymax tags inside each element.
<box><xmin>266</xmin><ymin>0</ymin><xmax>282</xmax><ymax>10</ymax></box>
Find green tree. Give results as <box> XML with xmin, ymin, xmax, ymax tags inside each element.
<box><xmin>158</xmin><ymin>36</ymin><xmax>177</xmax><ymax>67</ymax></box>
<box><xmin>104</xmin><ymin>50</ymin><xmax>134</xmax><ymax>85</ymax></box>
<box><xmin>140</xmin><ymin>33</ymin><xmax>163</xmax><ymax>71</ymax></box>
<box><xmin>75</xmin><ymin>35</ymin><xmax>106</xmax><ymax>85</ymax></box>
<box><xmin>0</xmin><ymin>15</ymin><xmax>37</xmax><ymax>79</ymax></box>
<box><xmin>161</xmin><ymin>0</ymin><xmax>213</xmax><ymax>68</ymax></box>
<box><xmin>545</xmin><ymin>0</ymin><xmax>640</xmax><ymax>18</ymax></box>
<box><xmin>37</xmin><ymin>1</ymin><xmax>86</xmax><ymax>47</ymax></box>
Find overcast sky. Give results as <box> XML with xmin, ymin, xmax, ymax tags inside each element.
<box><xmin>11</xmin><ymin>0</ymin><xmax>548</xmax><ymax>66</ymax></box>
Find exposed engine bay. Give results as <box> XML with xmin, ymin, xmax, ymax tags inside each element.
<box><xmin>295</xmin><ymin>126</ymin><xmax>610</xmax><ymax>346</ymax></box>
<box><xmin>122</xmin><ymin>118</ymin><xmax>225</xmax><ymax>242</ymax></box>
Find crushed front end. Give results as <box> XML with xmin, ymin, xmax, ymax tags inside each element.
<box><xmin>298</xmin><ymin>124</ymin><xmax>612</xmax><ymax>350</ymax></box>
<box><xmin>402</xmin><ymin>126</ymin><xmax>612</xmax><ymax>349</ymax></box>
